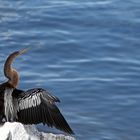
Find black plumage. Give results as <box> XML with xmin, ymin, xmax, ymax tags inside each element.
<box><xmin>16</xmin><ymin>88</ymin><xmax>74</xmax><ymax>134</ymax></box>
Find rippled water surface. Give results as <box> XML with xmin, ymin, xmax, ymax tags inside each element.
<box><xmin>0</xmin><ymin>0</ymin><xmax>140</xmax><ymax>140</ymax></box>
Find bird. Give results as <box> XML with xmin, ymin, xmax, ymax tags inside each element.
<box><xmin>0</xmin><ymin>49</ymin><xmax>74</xmax><ymax>134</ymax></box>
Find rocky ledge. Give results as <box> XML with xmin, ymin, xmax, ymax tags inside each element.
<box><xmin>0</xmin><ymin>122</ymin><xmax>75</xmax><ymax>140</ymax></box>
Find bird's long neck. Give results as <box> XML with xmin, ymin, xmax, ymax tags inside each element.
<box><xmin>4</xmin><ymin>53</ymin><xmax>19</xmax><ymax>88</ymax></box>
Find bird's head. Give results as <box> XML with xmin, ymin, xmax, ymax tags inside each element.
<box><xmin>11</xmin><ymin>48</ymin><xmax>29</xmax><ymax>58</ymax></box>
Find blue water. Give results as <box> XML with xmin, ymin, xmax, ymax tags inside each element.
<box><xmin>0</xmin><ymin>0</ymin><xmax>140</xmax><ymax>139</ymax></box>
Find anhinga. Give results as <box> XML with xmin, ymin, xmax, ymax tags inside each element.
<box><xmin>0</xmin><ymin>49</ymin><xmax>74</xmax><ymax>134</ymax></box>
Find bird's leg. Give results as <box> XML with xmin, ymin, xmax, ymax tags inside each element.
<box><xmin>0</xmin><ymin>114</ymin><xmax>6</xmax><ymax>124</ymax></box>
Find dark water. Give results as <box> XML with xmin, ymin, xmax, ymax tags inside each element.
<box><xmin>0</xmin><ymin>0</ymin><xmax>140</xmax><ymax>139</ymax></box>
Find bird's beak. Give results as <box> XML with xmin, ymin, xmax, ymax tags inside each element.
<box><xmin>18</xmin><ymin>48</ymin><xmax>29</xmax><ymax>55</ymax></box>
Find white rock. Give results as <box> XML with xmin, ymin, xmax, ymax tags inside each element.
<box><xmin>0</xmin><ymin>122</ymin><xmax>76</xmax><ymax>140</ymax></box>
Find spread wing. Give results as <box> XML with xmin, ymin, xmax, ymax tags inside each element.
<box><xmin>16</xmin><ymin>88</ymin><xmax>74</xmax><ymax>134</ymax></box>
